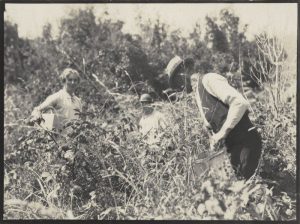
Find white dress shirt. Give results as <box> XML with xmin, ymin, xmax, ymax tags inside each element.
<box><xmin>139</xmin><ymin>110</ymin><xmax>167</xmax><ymax>144</ymax></box>
<box><xmin>195</xmin><ymin>73</ymin><xmax>249</xmax><ymax>133</ymax></box>
<box><xmin>32</xmin><ymin>88</ymin><xmax>82</xmax><ymax>120</ymax></box>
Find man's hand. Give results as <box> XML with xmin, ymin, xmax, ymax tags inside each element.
<box><xmin>210</xmin><ymin>130</ymin><xmax>226</xmax><ymax>151</ymax></box>
<box><xmin>203</xmin><ymin>122</ymin><xmax>213</xmax><ymax>135</ymax></box>
<box><xmin>28</xmin><ymin>109</ymin><xmax>42</xmax><ymax>125</ymax></box>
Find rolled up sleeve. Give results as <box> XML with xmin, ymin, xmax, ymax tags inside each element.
<box><xmin>203</xmin><ymin>73</ymin><xmax>249</xmax><ymax>131</ymax></box>
<box><xmin>32</xmin><ymin>92</ymin><xmax>60</xmax><ymax>114</ymax></box>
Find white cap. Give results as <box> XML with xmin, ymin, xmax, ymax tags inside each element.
<box><xmin>165</xmin><ymin>55</ymin><xmax>183</xmax><ymax>78</ymax></box>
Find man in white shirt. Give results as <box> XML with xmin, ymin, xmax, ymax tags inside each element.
<box><xmin>165</xmin><ymin>56</ymin><xmax>262</xmax><ymax>179</ymax></box>
<box><xmin>138</xmin><ymin>94</ymin><xmax>167</xmax><ymax>145</ymax></box>
<box><xmin>30</xmin><ymin>68</ymin><xmax>83</xmax><ymax>130</ymax></box>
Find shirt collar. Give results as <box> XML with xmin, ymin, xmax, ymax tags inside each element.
<box><xmin>62</xmin><ymin>87</ymin><xmax>75</xmax><ymax>99</ymax></box>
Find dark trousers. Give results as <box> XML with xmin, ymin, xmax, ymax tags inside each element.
<box><xmin>225</xmin><ymin>129</ymin><xmax>262</xmax><ymax>179</ymax></box>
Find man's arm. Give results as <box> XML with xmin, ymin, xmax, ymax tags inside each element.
<box><xmin>203</xmin><ymin>73</ymin><xmax>250</xmax><ymax>139</ymax></box>
<box><xmin>31</xmin><ymin>92</ymin><xmax>60</xmax><ymax>120</ymax></box>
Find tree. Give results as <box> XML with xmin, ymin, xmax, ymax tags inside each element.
<box><xmin>42</xmin><ymin>22</ymin><xmax>52</xmax><ymax>43</ymax></box>
<box><xmin>249</xmin><ymin>32</ymin><xmax>288</xmax><ymax>116</ymax></box>
<box><xmin>204</xmin><ymin>16</ymin><xmax>229</xmax><ymax>53</ymax></box>
<box><xmin>4</xmin><ymin>20</ymin><xmax>23</xmax><ymax>84</ymax></box>
<box><xmin>219</xmin><ymin>9</ymin><xmax>246</xmax><ymax>62</ymax></box>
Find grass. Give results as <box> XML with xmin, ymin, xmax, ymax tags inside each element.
<box><xmin>3</xmin><ymin>73</ymin><xmax>297</xmax><ymax>220</ymax></box>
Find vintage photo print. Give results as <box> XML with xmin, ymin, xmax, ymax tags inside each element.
<box><xmin>3</xmin><ymin>2</ymin><xmax>297</xmax><ymax>220</ymax></box>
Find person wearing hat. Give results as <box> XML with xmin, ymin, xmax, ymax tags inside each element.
<box><xmin>165</xmin><ymin>56</ymin><xmax>262</xmax><ymax>179</ymax></box>
<box><xmin>139</xmin><ymin>94</ymin><xmax>167</xmax><ymax>145</ymax></box>
<box><xmin>29</xmin><ymin>68</ymin><xmax>83</xmax><ymax>129</ymax></box>
<box><xmin>163</xmin><ymin>56</ymin><xmax>194</xmax><ymax>100</ymax></box>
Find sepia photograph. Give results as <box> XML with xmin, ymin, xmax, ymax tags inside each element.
<box><xmin>3</xmin><ymin>2</ymin><xmax>297</xmax><ymax>220</ymax></box>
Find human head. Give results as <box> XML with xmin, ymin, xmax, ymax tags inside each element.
<box><xmin>140</xmin><ymin>93</ymin><xmax>154</xmax><ymax>114</ymax></box>
<box><xmin>60</xmin><ymin>68</ymin><xmax>80</xmax><ymax>93</ymax></box>
<box><xmin>165</xmin><ymin>56</ymin><xmax>195</xmax><ymax>88</ymax></box>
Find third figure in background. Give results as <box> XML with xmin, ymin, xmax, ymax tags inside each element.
<box><xmin>138</xmin><ymin>94</ymin><xmax>167</xmax><ymax>145</ymax></box>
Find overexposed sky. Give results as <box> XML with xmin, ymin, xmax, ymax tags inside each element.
<box><xmin>4</xmin><ymin>3</ymin><xmax>297</xmax><ymax>59</ymax></box>
<box><xmin>5</xmin><ymin>3</ymin><xmax>297</xmax><ymax>39</ymax></box>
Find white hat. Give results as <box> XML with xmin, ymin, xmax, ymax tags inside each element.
<box><xmin>165</xmin><ymin>55</ymin><xmax>183</xmax><ymax>79</ymax></box>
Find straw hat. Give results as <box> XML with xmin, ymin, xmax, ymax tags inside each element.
<box><xmin>165</xmin><ymin>56</ymin><xmax>194</xmax><ymax>84</ymax></box>
<box><xmin>165</xmin><ymin>56</ymin><xmax>183</xmax><ymax>80</ymax></box>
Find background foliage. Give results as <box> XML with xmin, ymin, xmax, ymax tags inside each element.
<box><xmin>4</xmin><ymin>7</ymin><xmax>296</xmax><ymax>220</ymax></box>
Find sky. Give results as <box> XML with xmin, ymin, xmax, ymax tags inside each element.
<box><xmin>4</xmin><ymin>3</ymin><xmax>297</xmax><ymax>59</ymax></box>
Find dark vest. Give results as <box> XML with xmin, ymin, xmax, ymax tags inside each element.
<box><xmin>196</xmin><ymin>74</ymin><xmax>253</xmax><ymax>144</ymax></box>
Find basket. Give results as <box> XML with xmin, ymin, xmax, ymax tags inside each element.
<box><xmin>37</xmin><ymin>107</ymin><xmax>64</xmax><ymax>131</ymax></box>
<box><xmin>192</xmin><ymin>149</ymin><xmax>234</xmax><ymax>181</ymax></box>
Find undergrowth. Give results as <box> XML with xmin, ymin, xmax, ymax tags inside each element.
<box><xmin>4</xmin><ymin>87</ymin><xmax>296</xmax><ymax>220</ymax></box>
